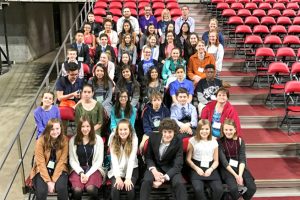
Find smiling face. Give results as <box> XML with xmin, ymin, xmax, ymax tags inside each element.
<box><xmin>68</xmin><ymin>69</ymin><xmax>79</xmax><ymax>82</ymax></box>
<box><xmin>124</xmin><ymin>35</ymin><xmax>132</xmax><ymax>44</ymax></box>
<box><xmin>150</xmin><ymin>68</ymin><xmax>158</xmax><ymax>80</ymax></box>
<box><xmin>162</xmin><ymin>129</ymin><xmax>175</xmax><ymax>144</ymax></box>
<box><xmin>152</xmin><ymin>97</ymin><xmax>162</xmax><ymax>110</ymax></box>
<box><xmin>123</xmin><ymin>22</ymin><xmax>131</xmax><ymax>32</ymax></box>
<box><xmin>67</xmin><ymin>50</ymin><xmax>77</xmax><ymax>62</ymax></box>
<box><xmin>149</xmin><ymin>36</ymin><xmax>157</xmax><ymax>46</ymax></box>
<box><xmin>171</xmin><ymin>49</ymin><xmax>180</xmax><ymax>60</ymax></box>
<box><xmin>199</xmin><ymin>124</ymin><xmax>210</xmax><ymax>140</ymax></box>
<box><xmin>75</xmin><ymin>32</ymin><xmax>84</xmax><ymax>43</ymax></box>
<box><xmin>181</xmin><ymin>23</ymin><xmax>189</xmax><ymax>33</ymax></box>
<box><xmin>145</xmin><ymin>6</ymin><xmax>151</xmax><ymax>16</ymax></box>
<box><xmin>209</xmin><ymin>31</ymin><xmax>217</xmax><ymax>45</ymax></box>
<box><xmin>209</xmin><ymin>20</ymin><xmax>218</xmax><ymax>31</ymax></box>
<box><xmin>148</xmin><ymin>25</ymin><xmax>155</xmax><ymax>34</ymax></box>
<box><xmin>100</xmin><ymin>36</ymin><xmax>108</xmax><ymax>46</ymax></box>
<box><xmin>81</xmin><ymin>85</ymin><xmax>93</xmax><ymax>101</ymax></box>
<box><xmin>175</xmin><ymin>68</ymin><xmax>185</xmax><ymax>81</ymax></box>
<box><xmin>223</xmin><ymin>124</ymin><xmax>236</xmax><ymax>139</ymax></box>
<box><xmin>143</xmin><ymin>47</ymin><xmax>152</xmax><ymax>60</ymax></box>
<box><xmin>104</xmin><ymin>21</ymin><xmax>112</xmax><ymax>31</ymax></box>
<box><xmin>122</xmin><ymin>68</ymin><xmax>131</xmax><ymax>80</ymax></box>
<box><xmin>117</xmin><ymin>122</ymin><xmax>131</xmax><ymax>141</ymax></box>
<box><xmin>95</xmin><ymin>66</ymin><xmax>104</xmax><ymax>79</ymax></box>
<box><xmin>100</xmin><ymin>53</ymin><xmax>108</xmax><ymax>64</ymax></box>
<box><xmin>41</xmin><ymin>93</ymin><xmax>54</xmax><ymax>108</ymax></box>
<box><xmin>84</xmin><ymin>24</ymin><xmax>92</xmax><ymax>33</ymax></box>
<box><xmin>50</xmin><ymin>122</ymin><xmax>61</xmax><ymax>139</ymax></box>
<box><xmin>81</xmin><ymin>120</ymin><xmax>91</xmax><ymax>137</ymax></box>
<box><xmin>216</xmin><ymin>91</ymin><xmax>228</xmax><ymax>104</ymax></box>
<box><xmin>167</xmin><ymin>24</ymin><xmax>174</xmax><ymax>32</ymax></box>
<box><xmin>123</xmin><ymin>8</ymin><xmax>131</xmax><ymax>18</ymax></box>
<box><xmin>196</xmin><ymin>41</ymin><xmax>205</xmax><ymax>53</ymax></box>
<box><xmin>119</xmin><ymin>92</ymin><xmax>128</xmax><ymax>106</ymax></box>
<box><xmin>177</xmin><ymin>92</ymin><xmax>188</xmax><ymax>105</ymax></box>
<box><xmin>190</xmin><ymin>34</ymin><xmax>198</xmax><ymax>45</ymax></box>
<box><xmin>121</xmin><ymin>53</ymin><xmax>130</xmax><ymax>64</ymax></box>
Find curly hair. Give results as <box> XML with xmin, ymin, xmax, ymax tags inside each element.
<box><xmin>158</xmin><ymin>118</ymin><xmax>179</xmax><ymax>135</ymax></box>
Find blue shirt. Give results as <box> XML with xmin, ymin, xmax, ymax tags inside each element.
<box><xmin>202</xmin><ymin>31</ymin><xmax>225</xmax><ymax>47</ymax></box>
<box><xmin>56</xmin><ymin>76</ymin><xmax>84</xmax><ymax>103</ymax></box>
<box><xmin>139</xmin><ymin>16</ymin><xmax>158</xmax><ymax>33</ymax></box>
<box><xmin>170</xmin><ymin>103</ymin><xmax>198</xmax><ymax>128</ymax></box>
<box><xmin>142</xmin><ymin>59</ymin><xmax>155</xmax><ymax>75</ymax></box>
<box><xmin>110</xmin><ymin>106</ymin><xmax>137</xmax><ymax>131</ymax></box>
<box><xmin>212</xmin><ymin>109</ymin><xmax>221</xmax><ymax>137</ymax></box>
<box><xmin>169</xmin><ymin>79</ymin><xmax>194</xmax><ymax>96</ymax></box>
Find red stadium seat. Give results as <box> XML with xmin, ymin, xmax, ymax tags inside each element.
<box><xmin>283</xmin><ymin>35</ymin><xmax>300</xmax><ymax>46</ymax></box>
<box><xmin>113</xmin><ymin>16</ymin><xmax>120</xmax><ymax>23</ymax></box>
<box><xmin>152</xmin><ymin>2</ymin><xmax>165</xmax><ymax>9</ymax></box>
<box><xmin>245</xmin><ymin>2</ymin><xmax>258</xmax><ymax>9</ymax></box>
<box><xmin>217</xmin><ymin>2</ymin><xmax>230</xmax><ymax>10</ymax></box>
<box><xmin>265</xmin><ymin>0</ymin><xmax>276</xmax><ymax>3</ymax></box>
<box><xmin>227</xmin><ymin>16</ymin><xmax>244</xmax><ymax>25</ymax></box>
<box><xmin>94</xmin><ymin>1</ymin><xmax>107</xmax><ymax>9</ymax></box>
<box><xmin>282</xmin><ymin>9</ymin><xmax>297</xmax><ymax>17</ymax></box>
<box><xmin>259</xmin><ymin>2</ymin><xmax>272</xmax><ymax>10</ymax></box>
<box><xmin>234</xmin><ymin>25</ymin><xmax>252</xmax><ymax>51</ymax></box>
<box><xmin>287</xmin><ymin>2</ymin><xmax>299</xmax><ymax>10</ymax></box>
<box><xmin>261</xmin><ymin>16</ymin><xmax>276</xmax><ymax>26</ymax></box>
<box><xmin>222</xmin><ymin>9</ymin><xmax>237</xmax><ymax>17</ymax></box>
<box><xmin>244</xmin><ymin>35</ymin><xmax>264</xmax><ymax>71</ymax></box>
<box><xmin>273</xmin><ymin>2</ymin><xmax>286</xmax><ymax>10</ymax></box>
<box><xmin>154</xmin><ymin>9</ymin><xmax>164</xmax><ymax>17</ymax></box>
<box><xmin>167</xmin><ymin>2</ymin><xmax>180</xmax><ymax>10</ymax></box>
<box><xmin>170</xmin><ymin>8</ymin><xmax>182</xmax><ymax>17</ymax></box>
<box><xmin>130</xmin><ymin>9</ymin><xmax>137</xmax><ymax>16</ymax></box>
<box><xmin>139</xmin><ymin>9</ymin><xmax>145</xmax><ymax>16</ymax></box>
<box><xmin>152</xmin><ymin>0</ymin><xmax>164</xmax><ymax>2</ymax></box>
<box><xmin>110</xmin><ymin>8</ymin><xmax>122</xmax><ymax>17</ymax></box>
<box><xmin>93</xmin><ymin>8</ymin><xmax>106</xmax><ymax>16</ymax></box>
<box><xmin>237</xmin><ymin>9</ymin><xmax>252</xmax><ymax>17</ymax></box>
<box><xmin>94</xmin><ymin>16</ymin><xmax>103</xmax><ymax>24</ymax></box>
<box><xmin>277</xmin><ymin>16</ymin><xmax>292</xmax><ymax>26</ymax></box>
<box><xmin>238</xmin><ymin>0</ymin><xmax>251</xmax><ymax>3</ymax></box>
<box><xmin>252</xmin><ymin>9</ymin><xmax>266</xmax><ymax>17</ymax></box>
<box><xmin>109</xmin><ymin>2</ymin><xmax>122</xmax><ymax>9</ymax></box>
<box><xmin>253</xmin><ymin>25</ymin><xmax>270</xmax><ymax>35</ymax></box>
<box><xmin>291</xmin><ymin>62</ymin><xmax>300</xmax><ymax>80</ymax></box>
<box><xmin>267</xmin><ymin>9</ymin><xmax>281</xmax><ymax>17</ymax></box>
<box><xmin>270</xmin><ymin>25</ymin><xmax>287</xmax><ymax>36</ymax></box>
<box><xmin>280</xmin><ymin>81</ymin><xmax>300</xmax><ymax>134</ymax></box>
<box><xmin>245</xmin><ymin>16</ymin><xmax>260</xmax><ymax>26</ymax></box>
<box><xmin>288</xmin><ymin>25</ymin><xmax>300</xmax><ymax>34</ymax></box>
<box><xmin>138</xmin><ymin>1</ymin><xmax>150</xmax><ymax>9</ymax></box>
<box><xmin>264</xmin><ymin>35</ymin><xmax>282</xmax><ymax>50</ymax></box>
<box><xmin>276</xmin><ymin>47</ymin><xmax>296</xmax><ymax>63</ymax></box>
<box><xmin>124</xmin><ymin>2</ymin><xmax>137</xmax><ymax>9</ymax></box>
<box><xmin>277</xmin><ymin>0</ymin><xmax>289</xmax><ymax>3</ymax></box>
<box><xmin>225</xmin><ymin>0</ymin><xmax>236</xmax><ymax>3</ymax></box>
<box><xmin>231</xmin><ymin>2</ymin><xmax>244</xmax><ymax>9</ymax></box>
<box><xmin>293</xmin><ymin>17</ymin><xmax>300</xmax><ymax>25</ymax></box>
<box><xmin>252</xmin><ymin>0</ymin><xmax>263</xmax><ymax>3</ymax></box>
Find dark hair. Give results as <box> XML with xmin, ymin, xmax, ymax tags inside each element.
<box><xmin>75</xmin><ymin>115</ymin><xmax>96</xmax><ymax>145</ymax></box>
<box><xmin>145</xmin><ymin>23</ymin><xmax>156</xmax><ymax>36</ymax></box>
<box><xmin>82</xmin><ymin>83</ymin><xmax>94</xmax><ymax>93</ymax></box>
<box><xmin>176</xmin><ymin>87</ymin><xmax>189</xmax><ymax>96</ymax></box>
<box><xmin>175</xmin><ymin>65</ymin><xmax>185</xmax><ymax>72</ymax></box>
<box><xmin>195</xmin><ymin>119</ymin><xmax>212</xmax><ymax>141</ymax></box>
<box><xmin>165</xmin><ymin>30</ymin><xmax>176</xmax><ymax>44</ymax></box>
<box><xmin>119</xmin><ymin>65</ymin><xmax>134</xmax><ymax>82</ymax></box>
<box><xmin>204</xmin><ymin>64</ymin><xmax>216</xmax><ymax>70</ymax></box>
<box><xmin>42</xmin><ymin>118</ymin><xmax>65</xmax><ymax>151</ymax></box>
<box><xmin>120</xmin><ymin>52</ymin><xmax>132</xmax><ymax>66</ymax></box>
<box><xmin>75</xmin><ymin>29</ymin><xmax>84</xmax><ymax>36</ymax></box>
<box><xmin>150</xmin><ymin>90</ymin><xmax>163</xmax><ymax>101</ymax></box>
<box><xmin>103</xmin><ymin>19</ymin><xmax>113</xmax><ymax>26</ymax></box>
<box><xmin>121</xmin><ymin>19</ymin><xmax>134</xmax><ymax>34</ymax></box>
<box><xmin>158</xmin><ymin>118</ymin><xmax>179</xmax><ymax>135</ymax></box>
<box><xmin>40</xmin><ymin>91</ymin><xmax>55</xmax><ymax>106</ymax></box>
<box><xmin>92</xmin><ymin>63</ymin><xmax>114</xmax><ymax>90</ymax></box>
<box><xmin>216</xmin><ymin>87</ymin><xmax>230</xmax><ymax>99</ymax></box>
<box><xmin>99</xmin><ymin>33</ymin><xmax>108</xmax><ymax>39</ymax></box>
<box><xmin>87</xmin><ymin>12</ymin><xmax>94</xmax><ymax>16</ymax></box>
<box><xmin>115</xmin><ymin>89</ymin><xmax>133</xmax><ymax>118</ymax></box>
<box><xmin>66</xmin><ymin>62</ymin><xmax>79</xmax><ymax>72</ymax></box>
<box><xmin>164</xmin><ymin>24</ymin><xmax>175</xmax><ymax>41</ymax></box>
<box><xmin>106</xmin><ymin>11</ymin><xmax>112</xmax><ymax>16</ymax></box>
<box><xmin>179</xmin><ymin>22</ymin><xmax>191</xmax><ymax>37</ymax></box>
<box><xmin>146</xmin><ymin>66</ymin><xmax>160</xmax><ymax>85</ymax></box>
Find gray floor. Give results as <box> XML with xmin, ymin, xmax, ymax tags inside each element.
<box><xmin>0</xmin><ymin>51</ymin><xmax>58</xmax><ymax>200</ymax></box>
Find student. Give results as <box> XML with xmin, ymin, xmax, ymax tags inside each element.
<box><xmin>170</xmin><ymin>88</ymin><xmax>197</xmax><ymax>136</ymax></box>
<box><xmin>187</xmin><ymin>40</ymin><xmax>215</xmax><ymax>85</ymax></box>
<box><xmin>169</xmin><ymin>66</ymin><xmax>194</xmax><ymax>104</ymax></box>
<box><xmin>201</xmin><ymin>87</ymin><xmax>242</xmax><ymax>137</ymax></box>
<box><xmin>75</xmin><ymin>84</ymin><xmax>104</xmax><ymax>136</ymax></box>
<box><xmin>116</xmin><ymin>65</ymin><xmax>140</xmax><ymax>108</ymax></box>
<box><xmin>34</xmin><ymin>92</ymin><xmax>60</xmax><ymax>139</ymax></box>
<box><xmin>137</xmin><ymin>46</ymin><xmax>159</xmax><ymax>85</ymax></box>
<box><xmin>138</xmin><ymin>5</ymin><xmax>158</xmax><ymax>34</ymax></box>
<box><xmin>206</xmin><ymin>30</ymin><xmax>224</xmax><ymax>77</ymax></box>
<box><xmin>140</xmin><ymin>118</ymin><xmax>188</xmax><ymax>200</ymax></box>
<box><xmin>162</xmin><ymin>48</ymin><xmax>186</xmax><ymax>87</ymax></box>
<box><xmin>56</xmin><ymin>64</ymin><xmax>84</xmax><ymax>107</ymax></box>
<box><xmin>158</xmin><ymin>8</ymin><xmax>175</xmax><ymax>44</ymax></box>
<box><xmin>99</xmin><ymin>19</ymin><xmax>119</xmax><ymax>48</ymax></box>
<box><xmin>159</xmin><ymin>31</ymin><xmax>182</xmax><ymax>64</ymax></box>
<box><xmin>202</xmin><ymin>18</ymin><xmax>225</xmax><ymax>47</ymax></box>
<box><xmin>176</xmin><ymin>22</ymin><xmax>191</xmax><ymax>47</ymax></box>
<box><xmin>88</xmin><ymin>64</ymin><xmax>114</xmax><ymax>117</ymax></box>
<box><xmin>118</xmin><ymin>33</ymin><xmax>138</xmax><ymax>65</ymax></box>
<box><xmin>141</xmin><ymin>35</ymin><xmax>160</xmax><ymax>61</ymax></box>
<box><xmin>186</xmin><ymin>119</ymin><xmax>224</xmax><ymax>200</ymax></box>
<box><xmin>87</xmin><ymin>12</ymin><xmax>102</xmax><ymax>36</ymax></box>
<box><xmin>118</xmin><ymin>19</ymin><xmax>137</xmax><ymax>45</ymax></box>
<box><xmin>108</xmin><ymin>119</ymin><xmax>139</xmax><ymax>200</ymax></box>
<box><xmin>196</xmin><ymin>64</ymin><xmax>223</xmax><ymax>116</ymax></box>
<box><xmin>141</xmin><ymin>91</ymin><xmax>170</xmax><ymax>152</ymax></box>
<box><xmin>61</xmin><ymin>48</ymin><xmax>84</xmax><ymax>79</ymax></box>
<box><xmin>219</xmin><ymin>119</ymin><xmax>256</xmax><ymax>200</ymax></box>
<box><xmin>69</xmin><ymin>116</ymin><xmax>105</xmax><ymax>200</ymax></box>
<box><xmin>83</xmin><ymin>22</ymin><xmax>96</xmax><ymax>62</ymax></box>
<box><xmin>105</xmin><ymin>11</ymin><xmax>117</xmax><ymax>31</ymax></box>
<box><xmin>30</xmin><ymin>119</ymin><xmax>68</xmax><ymax>200</ymax></box>
<box><xmin>95</xmin><ymin>33</ymin><xmax>116</xmax><ymax>64</ymax></box>
<box><xmin>175</xmin><ymin>6</ymin><xmax>195</xmax><ymax>35</ymax></box>
<box><xmin>117</xmin><ymin>8</ymin><xmax>140</xmax><ymax>36</ymax></box>
<box><xmin>116</xmin><ymin>52</ymin><xmax>133</xmax><ymax>82</ymax></box>
<box><xmin>139</xmin><ymin>24</ymin><xmax>157</xmax><ymax>50</ymax></box>
<box><xmin>110</xmin><ymin>89</ymin><xmax>137</xmax><ymax>132</ymax></box>
<box><xmin>184</xmin><ymin>32</ymin><xmax>199</xmax><ymax>64</ymax></box>
<box><xmin>71</xmin><ymin>29</ymin><xmax>90</xmax><ymax>65</ymax></box>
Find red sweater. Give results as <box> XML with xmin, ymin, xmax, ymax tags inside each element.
<box><xmin>201</xmin><ymin>100</ymin><xmax>242</xmax><ymax>136</ymax></box>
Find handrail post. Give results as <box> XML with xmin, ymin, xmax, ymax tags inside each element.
<box><xmin>63</xmin><ymin>43</ymin><xmax>66</xmax><ymax>59</ymax></box>
<box><xmin>17</xmin><ymin>135</ymin><xmax>26</xmax><ymax>194</ymax></box>
<box><xmin>56</xmin><ymin>59</ymin><xmax>59</xmax><ymax>76</ymax></box>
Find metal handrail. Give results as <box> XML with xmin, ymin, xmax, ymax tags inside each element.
<box><xmin>0</xmin><ymin>1</ymin><xmax>94</xmax><ymax>199</ymax></box>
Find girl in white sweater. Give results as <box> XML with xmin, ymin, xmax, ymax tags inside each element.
<box><xmin>108</xmin><ymin>119</ymin><xmax>139</xmax><ymax>200</ymax></box>
<box><xmin>69</xmin><ymin>115</ymin><xmax>105</xmax><ymax>200</ymax></box>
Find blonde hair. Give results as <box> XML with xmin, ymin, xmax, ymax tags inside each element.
<box><xmin>111</xmin><ymin>119</ymin><xmax>134</xmax><ymax>159</ymax></box>
<box><xmin>221</xmin><ymin>119</ymin><xmax>238</xmax><ymax>139</ymax></box>
<box><xmin>208</xmin><ymin>30</ymin><xmax>220</xmax><ymax>47</ymax></box>
<box><xmin>194</xmin><ymin>119</ymin><xmax>212</xmax><ymax>141</ymax></box>
<box><xmin>161</xmin><ymin>8</ymin><xmax>171</xmax><ymax>21</ymax></box>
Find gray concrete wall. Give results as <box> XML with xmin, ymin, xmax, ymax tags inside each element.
<box><xmin>0</xmin><ymin>2</ymin><xmax>77</xmax><ymax>63</ymax></box>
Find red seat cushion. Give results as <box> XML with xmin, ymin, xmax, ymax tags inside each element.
<box><xmin>287</xmin><ymin>106</ymin><xmax>300</xmax><ymax>112</ymax></box>
<box><xmin>270</xmin><ymin>84</ymin><xmax>285</xmax><ymax>89</ymax></box>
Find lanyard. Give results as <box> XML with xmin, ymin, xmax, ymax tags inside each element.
<box><xmin>224</xmin><ymin>139</ymin><xmax>238</xmax><ymax>159</ymax></box>
<box><xmin>83</xmin><ymin>144</ymin><xmax>94</xmax><ymax>167</ymax></box>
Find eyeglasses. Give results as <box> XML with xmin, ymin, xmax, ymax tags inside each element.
<box><xmin>119</xmin><ymin>96</ymin><xmax>128</xmax><ymax>99</ymax></box>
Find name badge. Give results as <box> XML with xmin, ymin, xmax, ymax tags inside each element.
<box><xmin>212</xmin><ymin>122</ymin><xmax>221</xmax><ymax>129</ymax></box>
<box><xmin>210</xmin><ymin>95</ymin><xmax>216</xmax><ymax>100</ymax></box>
<box><xmin>96</xmin><ymin>96</ymin><xmax>104</xmax><ymax>103</ymax></box>
<box><xmin>229</xmin><ymin>159</ymin><xmax>238</xmax><ymax>168</ymax></box>
<box><xmin>78</xmin><ymin>57</ymin><xmax>84</xmax><ymax>62</ymax></box>
<box><xmin>200</xmin><ymin>161</ymin><xmax>209</xmax><ymax>168</ymax></box>
<box><xmin>153</xmin><ymin>119</ymin><xmax>160</xmax><ymax>127</ymax></box>
<box><xmin>198</xmin><ymin>67</ymin><xmax>204</xmax><ymax>73</ymax></box>
<box><xmin>47</xmin><ymin>161</ymin><xmax>55</xmax><ymax>169</ymax></box>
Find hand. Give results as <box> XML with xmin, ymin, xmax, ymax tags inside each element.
<box><xmin>196</xmin><ymin>167</ymin><xmax>204</xmax><ymax>176</ymax></box>
<box><xmin>151</xmin><ymin>169</ymin><xmax>164</xmax><ymax>182</ymax></box>
<box><xmin>153</xmin><ymin>180</ymin><xmax>163</xmax><ymax>188</ymax></box>
<box><xmin>186</xmin><ymin>126</ymin><xmax>193</xmax><ymax>135</ymax></box>
<box><xmin>236</xmin><ymin>175</ymin><xmax>244</xmax><ymax>186</ymax></box>
<box><xmin>114</xmin><ymin>177</ymin><xmax>124</xmax><ymax>190</ymax></box>
<box><xmin>204</xmin><ymin>168</ymin><xmax>213</xmax><ymax>177</ymax></box>
<box><xmin>80</xmin><ymin>173</ymin><xmax>88</xmax><ymax>184</ymax></box>
<box><xmin>47</xmin><ymin>181</ymin><xmax>55</xmax><ymax>193</ymax></box>
<box><xmin>73</xmin><ymin>91</ymin><xmax>80</xmax><ymax>99</ymax></box>
<box><xmin>124</xmin><ymin>179</ymin><xmax>134</xmax><ymax>191</ymax></box>
<box><xmin>193</xmin><ymin>76</ymin><xmax>201</xmax><ymax>84</ymax></box>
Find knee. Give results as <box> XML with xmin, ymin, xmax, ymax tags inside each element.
<box><xmin>56</xmin><ymin>183</ymin><xmax>68</xmax><ymax>193</ymax></box>
<box><xmin>86</xmin><ymin>186</ymin><xmax>98</xmax><ymax>196</ymax></box>
<box><xmin>171</xmin><ymin>178</ymin><xmax>184</xmax><ymax>189</ymax></box>
<box><xmin>72</xmin><ymin>188</ymin><xmax>83</xmax><ymax>199</ymax></box>
<box><xmin>213</xmin><ymin>184</ymin><xmax>224</xmax><ymax>198</ymax></box>
<box><xmin>36</xmin><ymin>187</ymin><xmax>48</xmax><ymax>198</ymax></box>
<box><xmin>246</xmin><ymin>182</ymin><xmax>257</xmax><ymax>196</ymax></box>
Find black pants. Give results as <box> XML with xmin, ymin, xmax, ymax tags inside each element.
<box><xmin>110</xmin><ymin>168</ymin><xmax>139</xmax><ymax>200</ymax></box>
<box><xmin>224</xmin><ymin>172</ymin><xmax>256</xmax><ymax>200</ymax></box>
<box><xmin>140</xmin><ymin>170</ymin><xmax>188</xmax><ymax>200</ymax></box>
<box><xmin>191</xmin><ymin>179</ymin><xmax>223</xmax><ymax>200</ymax></box>
<box><xmin>33</xmin><ymin>172</ymin><xmax>69</xmax><ymax>200</ymax></box>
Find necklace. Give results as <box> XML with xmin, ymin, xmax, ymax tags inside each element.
<box><xmin>224</xmin><ymin>139</ymin><xmax>238</xmax><ymax>158</ymax></box>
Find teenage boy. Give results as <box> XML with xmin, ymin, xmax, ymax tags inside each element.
<box><xmin>140</xmin><ymin>92</ymin><xmax>170</xmax><ymax>152</ymax></box>
<box><xmin>106</xmin><ymin>12</ymin><xmax>116</xmax><ymax>31</ymax></box>
<box><xmin>195</xmin><ymin>64</ymin><xmax>223</xmax><ymax>116</ymax></box>
<box><xmin>169</xmin><ymin>66</ymin><xmax>194</xmax><ymax>104</ymax></box>
<box><xmin>175</xmin><ymin>6</ymin><xmax>195</xmax><ymax>35</ymax></box>
<box><xmin>95</xmin><ymin>33</ymin><xmax>116</xmax><ymax>63</ymax></box>
<box><xmin>140</xmin><ymin>118</ymin><xmax>188</xmax><ymax>200</ymax></box>
<box><xmin>71</xmin><ymin>30</ymin><xmax>90</xmax><ymax>65</ymax></box>
<box><xmin>87</xmin><ymin>12</ymin><xmax>102</xmax><ymax>36</ymax></box>
<box><xmin>171</xmin><ymin>88</ymin><xmax>197</xmax><ymax>136</ymax></box>
<box><xmin>61</xmin><ymin>48</ymin><xmax>84</xmax><ymax>79</ymax></box>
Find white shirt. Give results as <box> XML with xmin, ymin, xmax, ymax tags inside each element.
<box><xmin>117</xmin><ymin>16</ymin><xmax>140</xmax><ymax>35</ymax></box>
<box><xmin>206</xmin><ymin>44</ymin><xmax>224</xmax><ymax>72</ymax></box>
<box><xmin>189</xmin><ymin>137</ymin><xmax>218</xmax><ymax>162</ymax></box>
<box><xmin>99</xmin><ymin>30</ymin><xmax>119</xmax><ymax>48</ymax></box>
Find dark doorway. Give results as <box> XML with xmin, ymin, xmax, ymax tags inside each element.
<box><xmin>53</xmin><ymin>3</ymin><xmax>61</xmax><ymax>47</ymax></box>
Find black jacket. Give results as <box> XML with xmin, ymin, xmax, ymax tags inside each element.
<box><xmin>71</xmin><ymin>43</ymin><xmax>90</xmax><ymax>65</ymax></box>
<box><xmin>94</xmin><ymin>45</ymin><xmax>116</xmax><ymax>63</ymax></box>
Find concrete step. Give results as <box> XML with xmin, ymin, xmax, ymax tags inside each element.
<box><xmin>219</xmin><ymin>71</ymin><xmax>254</xmax><ymax>86</ymax></box>
<box><xmin>229</xmin><ymin>86</ymin><xmax>268</xmax><ymax>105</ymax></box>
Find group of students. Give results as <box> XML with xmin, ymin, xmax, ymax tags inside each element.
<box><xmin>30</xmin><ymin>115</ymin><xmax>256</xmax><ymax>200</ymax></box>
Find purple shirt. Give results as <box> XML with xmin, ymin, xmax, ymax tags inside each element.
<box><xmin>139</xmin><ymin>15</ymin><xmax>158</xmax><ymax>33</ymax></box>
<box><xmin>34</xmin><ymin>105</ymin><xmax>61</xmax><ymax>139</ymax></box>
